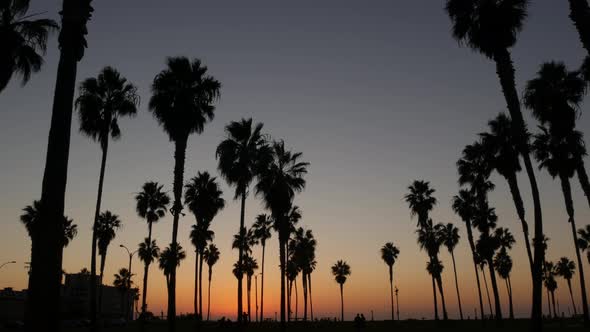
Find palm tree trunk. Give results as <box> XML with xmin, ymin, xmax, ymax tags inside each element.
<box><xmin>168</xmin><ymin>136</ymin><xmax>188</xmax><ymax>332</ymax></box>
<box><xmin>141</xmin><ymin>222</ymin><xmax>153</xmax><ymax>316</ymax></box>
<box><xmin>389</xmin><ymin>266</ymin><xmax>394</xmax><ymax>321</ymax></box>
<box><xmin>98</xmin><ymin>253</ymin><xmax>106</xmax><ymax>315</ymax></box>
<box><xmin>551</xmin><ymin>290</ymin><xmax>557</xmax><ymax>318</ymax></box>
<box><xmin>247</xmin><ymin>276</ymin><xmax>252</xmax><ymax>322</ymax></box>
<box><xmin>303</xmin><ymin>272</ymin><xmax>308</xmax><ymax>321</ymax></box>
<box><xmin>207</xmin><ymin>266</ymin><xmax>212</xmax><ymax>321</ymax></box>
<box><xmin>199</xmin><ymin>253</ymin><xmax>204</xmax><ymax>319</ymax></box>
<box><xmin>435</xmin><ymin>274</ymin><xmax>448</xmax><ymax>320</ymax></box>
<box><xmin>493</xmin><ymin>47</ymin><xmax>544</xmax><ymax>331</ymax></box>
<box><xmin>287</xmin><ymin>279</ymin><xmax>292</xmax><ymax>322</ymax></box>
<box><xmin>450</xmin><ymin>250</ymin><xmax>463</xmax><ymax>320</ymax></box>
<box><xmin>237</xmin><ymin>193</ymin><xmax>246</xmax><ymax>324</ymax></box>
<box><xmin>278</xmin><ymin>222</ymin><xmax>287</xmax><ymax>331</ymax></box>
<box><xmin>561</xmin><ymin>174</ymin><xmax>589</xmax><ymax>323</ymax></box>
<box><xmin>295</xmin><ymin>277</ymin><xmax>298</xmax><ymax>321</ymax></box>
<box><xmin>308</xmin><ymin>273</ymin><xmax>314</xmax><ymax>321</ymax></box>
<box><xmin>568</xmin><ymin>0</ymin><xmax>590</xmax><ymax>53</ymax></box>
<box><xmin>506</xmin><ymin>277</ymin><xmax>514</xmax><ymax>319</ymax></box>
<box><xmin>546</xmin><ymin>287</ymin><xmax>551</xmax><ymax>319</ymax></box>
<box><xmin>487</xmin><ymin>257</ymin><xmax>503</xmax><ymax>323</ymax></box>
<box><xmin>481</xmin><ymin>266</ymin><xmax>493</xmax><ymax>318</ymax></box>
<box><xmin>260</xmin><ymin>244</ymin><xmax>265</xmax><ymax>322</ymax></box>
<box><xmin>431</xmin><ymin>275</ymin><xmax>439</xmax><ymax>320</ymax></box>
<box><xmin>567</xmin><ymin>279</ymin><xmax>578</xmax><ymax>316</ymax></box>
<box><xmin>576</xmin><ymin>162</ymin><xmax>590</xmax><ymax>208</ymax></box>
<box><xmin>194</xmin><ymin>251</ymin><xmax>198</xmax><ymax>317</ymax></box>
<box><xmin>506</xmin><ymin>173</ymin><xmax>534</xmax><ymax>274</ymax></box>
<box><xmin>340</xmin><ymin>283</ymin><xmax>344</xmax><ymax>322</ymax></box>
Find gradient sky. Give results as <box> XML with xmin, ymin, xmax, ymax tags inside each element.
<box><xmin>1</xmin><ymin>0</ymin><xmax>590</xmax><ymax>321</ymax></box>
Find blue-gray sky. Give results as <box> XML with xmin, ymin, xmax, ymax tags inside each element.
<box><xmin>1</xmin><ymin>0</ymin><xmax>590</xmax><ymax>320</ymax></box>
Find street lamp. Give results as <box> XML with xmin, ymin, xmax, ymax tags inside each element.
<box><xmin>0</xmin><ymin>261</ymin><xmax>16</xmax><ymax>270</ymax></box>
<box><xmin>119</xmin><ymin>244</ymin><xmax>138</xmax><ymax>276</ymax></box>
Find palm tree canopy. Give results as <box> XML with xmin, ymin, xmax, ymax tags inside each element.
<box><xmin>578</xmin><ymin>225</ymin><xmax>590</xmax><ymax>264</ymax></box>
<box><xmin>380</xmin><ymin>242</ymin><xmax>400</xmax><ymax>267</ymax></box>
<box><xmin>76</xmin><ymin>66</ymin><xmax>139</xmax><ymax>149</ymax></box>
<box><xmin>476</xmin><ymin>231</ymin><xmax>501</xmax><ymax>261</ymax></box>
<box><xmin>203</xmin><ymin>243</ymin><xmax>220</xmax><ymax>268</ymax></box>
<box><xmin>543</xmin><ymin>261</ymin><xmax>558</xmax><ymax>291</ymax></box>
<box><xmin>555</xmin><ymin>257</ymin><xmax>576</xmax><ymax>281</ymax></box>
<box><xmin>445</xmin><ymin>0</ymin><xmax>529</xmax><ymax>58</ymax></box>
<box><xmin>138</xmin><ymin>238</ymin><xmax>160</xmax><ymax>265</ymax></box>
<box><xmin>96</xmin><ymin>211</ymin><xmax>122</xmax><ymax>256</ymax></box>
<box><xmin>232</xmin><ymin>227</ymin><xmax>256</xmax><ymax>255</ymax></box>
<box><xmin>524</xmin><ymin>61</ymin><xmax>585</xmax><ymax>136</ymax></box>
<box><xmin>495</xmin><ymin>227</ymin><xmax>515</xmax><ymax>250</ymax></box>
<box><xmin>135</xmin><ymin>181</ymin><xmax>170</xmax><ymax>224</ymax></box>
<box><xmin>331</xmin><ymin>260</ymin><xmax>351</xmax><ymax>285</ymax></box>
<box><xmin>61</xmin><ymin>216</ymin><xmax>77</xmax><ymax>248</ymax></box>
<box><xmin>243</xmin><ymin>255</ymin><xmax>259</xmax><ymax>277</ymax></box>
<box><xmin>148</xmin><ymin>57</ymin><xmax>220</xmax><ymax>142</ymax></box>
<box><xmin>494</xmin><ymin>249</ymin><xmax>513</xmax><ymax>279</ymax></box>
<box><xmin>190</xmin><ymin>221</ymin><xmax>215</xmax><ymax>254</ymax></box>
<box><xmin>20</xmin><ymin>200</ymin><xmax>77</xmax><ymax>247</ymax></box>
<box><xmin>404</xmin><ymin>180</ymin><xmax>437</xmax><ymax>228</ymax></box>
<box><xmin>532</xmin><ymin>127</ymin><xmax>584</xmax><ymax>179</ymax></box>
<box><xmin>452</xmin><ymin>189</ymin><xmax>476</xmax><ymax>225</ymax></box>
<box><xmin>113</xmin><ymin>268</ymin><xmax>133</xmax><ymax>293</ymax></box>
<box><xmin>216</xmin><ymin>118</ymin><xmax>272</xmax><ymax>199</ymax></box>
<box><xmin>184</xmin><ymin>171</ymin><xmax>225</xmax><ymax>224</ymax></box>
<box><xmin>480</xmin><ymin>113</ymin><xmax>524</xmax><ymax>177</ymax></box>
<box><xmin>457</xmin><ymin>141</ymin><xmax>495</xmax><ymax>196</ymax></box>
<box><xmin>0</xmin><ymin>0</ymin><xmax>58</xmax><ymax>91</ymax></box>
<box><xmin>417</xmin><ymin>222</ymin><xmax>444</xmax><ymax>258</ymax></box>
<box><xmin>252</xmin><ymin>214</ymin><xmax>273</xmax><ymax>246</ymax></box>
<box><xmin>426</xmin><ymin>257</ymin><xmax>444</xmax><ymax>277</ymax></box>
<box><xmin>472</xmin><ymin>201</ymin><xmax>498</xmax><ymax>233</ymax></box>
<box><xmin>286</xmin><ymin>259</ymin><xmax>299</xmax><ymax>281</ymax></box>
<box><xmin>290</xmin><ymin>227</ymin><xmax>317</xmax><ymax>273</ymax></box>
<box><xmin>158</xmin><ymin>243</ymin><xmax>186</xmax><ymax>276</ymax></box>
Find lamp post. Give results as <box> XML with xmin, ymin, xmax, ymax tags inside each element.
<box><xmin>119</xmin><ymin>245</ymin><xmax>138</xmax><ymax>275</ymax></box>
<box><xmin>0</xmin><ymin>261</ymin><xmax>16</xmax><ymax>270</ymax></box>
<box><xmin>395</xmin><ymin>286</ymin><xmax>400</xmax><ymax>321</ymax></box>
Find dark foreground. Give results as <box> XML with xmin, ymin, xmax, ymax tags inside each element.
<box><xmin>32</xmin><ymin>318</ymin><xmax>586</xmax><ymax>332</ymax></box>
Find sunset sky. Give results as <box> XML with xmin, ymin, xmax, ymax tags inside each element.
<box><xmin>1</xmin><ymin>0</ymin><xmax>590</xmax><ymax>321</ymax></box>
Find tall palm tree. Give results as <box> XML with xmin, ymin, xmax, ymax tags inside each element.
<box><xmin>543</xmin><ymin>261</ymin><xmax>558</xmax><ymax>318</ymax></box>
<box><xmin>578</xmin><ymin>225</ymin><xmax>590</xmax><ymax>265</ymax></box>
<box><xmin>439</xmin><ymin>223</ymin><xmax>463</xmax><ymax>320</ymax></box>
<box><xmin>185</xmin><ymin>171</ymin><xmax>225</xmax><ymax>319</ymax></box>
<box><xmin>203</xmin><ymin>243</ymin><xmax>220</xmax><ymax>321</ymax></box>
<box><xmin>291</xmin><ymin>227</ymin><xmax>316</xmax><ymax>321</ymax></box>
<box><xmin>533</xmin><ymin>127</ymin><xmax>589</xmax><ymax>322</ymax></box>
<box><xmin>158</xmin><ymin>243</ymin><xmax>186</xmax><ymax>291</ymax></box>
<box><xmin>476</xmin><ymin>255</ymin><xmax>494</xmax><ymax>318</ymax></box>
<box><xmin>480</xmin><ymin>113</ymin><xmax>533</xmax><ymax>272</ymax></box>
<box><xmin>135</xmin><ymin>181</ymin><xmax>170</xmax><ymax>316</ymax></box>
<box><xmin>76</xmin><ymin>66</ymin><xmax>138</xmax><ymax>326</ymax></box>
<box><xmin>285</xmin><ymin>258</ymin><xmax>298</xmax><ymax>321</ymax></box>
<box><xmin>255</xmin><ymin>140</ymin><xmax>309</xmax><ymax>330</ymax></box>
<box><xmin>137</xmin><ymin>238</ymin><xmax>159</xmax><ymax>315</ymax></box>
<box><xmin>113</xmin><ymin>268</ymin><xmax>134</xmax><ymax>319</ymax></box>
<box><xmin>243</xmin><ymin>255</ymin><xmax>259</xmax><ymax>322</ymax></box>
<box><xmin>556</xmin><ymin>257</ymin><xmax>578</xmax><ymax>317</ymax></box>
<box><xmin>380</xmin><ymin>242</ymin><xmax>400</xmax><ymax>321</ymax></box>
<box><xmin>452</xmin><ymin>190</ymin><xmax>485</xmax><ymax>321</ymax></box>
<box><xmin>331</xmin><ymin>260</ymin><xmax>351</xmax><ymax>322</ymax></box>
<box><xmin>0</xmin><ymin>0</ymin><xmax>58</xmax><ymax>92</ymax></box>
<box><xmin>417</xmin><ymin>222</ymin><xmax>449</xmax><ymax>321</ymax></box>
<box><xmin>494</xmin><ymin>249</ymin><xmax>514</xmax><ymax>319</ymax></box>
<box><xmin>149</xmin><ymin>57</ymin><xmax>220</xmax><ymax>331</ymax></box>
<box><xmin>216</xmin><ymin>118</ymin><xmax>270</xmax><ymax>323</ymax></box>
<box><xmin>96</xmin><ymin>211</ymin><xmax>121</xmax><ymax>312</ymax></box>
<box><xmin>252</xmin><ymin>213</ymin><xmax>272</xmax><ymax>321</ymax></box>
<box><xmin>445</xmin><ymin>2</ymin><xmax>545</xmax><ymax>326</ymax></box>
<box><xmin>27</xmin><ymin>1</ymin><xmax>93</xmax><ymax>330</ymax></box>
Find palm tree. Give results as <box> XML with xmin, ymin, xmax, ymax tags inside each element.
<box><xmin>135</xmin><ymin>181</ymin><xmax>170</xmax><ymax>316</ymax></box>
<box><xmin>252</xmin><ymin>213</ymin><xmax>272</xmax><ymax>321</ymax></box>
<box><xmin>291</xmin><ymin>227</ymin><xmax>316</xmax><ymax>321</ymax></box>
<box><xmin>158</xmin><ymin>243</ymin><xmax>187</xmax><ymax>290</ymax></box>
<box><xmin>578</xmin><ymin>225</ymin><xmax>590</xmax><ymax>265</ymax></box>
<box><xmin>286</xmin><ymin>258</ymin><xmax>299</xmax><ymax>321</ymax></box>
<box><xmin>439</xmin><ymin>223</ymin><xmax>463</xmax><ymax>320</ymax></box>
<box><xmin>452</xmin><ymin>190</ymin><xmax>485</xmax><ymax>321</ymax></box>
<box><xmin>20</xmin><ymin>200</ymin><xmax>78</xmax><ymax>249</ymax></box>
<box><xmin>494</xmin><ymin>249</ymin><xmax>514</xmax><ymax>319</ymax></box>
<box><xmin>380</xmin><ymin>242</ymin><xmax>400</xmax><ymax>321</ymax></box>
<box><xmin>27</xmin><ymin>1</ymin><xmax>93</xmax><ymax>330</ymax></box>
<box><xmin>331</xmin><ymin>260</ymin><xmax>351</xmax><ymax>322</ymax></box>
<box><xmin>77</xmin><ymin>66</ymin><xmax>138</xmax><ymax>326</ymax></box>
<box><xmin>149</xmin><ymin>57</ymin><xmax>220</xmax><ymax>331</ymax></box>
<box><xmin>113</xmin><ymin>268</ymin><xmax>134</xmax><ymax>319</ymax></box>
<box><xmin>203</xmin><ymin>244</ymin><xmax>220</xmax><ymax>321</ymax></box>
<box><xmin>243</xmin><ymin>255</ymin><xmax>259</xmax><ymax>322</ymax></box>
<box><xmin>216</xmin><ymin>118</ymin><xmax>270</xmax><ymax>323</ymax></box>
<box><xmin>0</xmin><ymin>0</ymin><xmax>58</xmax><ymax>92</ymax></box>
<box><xmin>185</xmin><ymin>171</ymin><xmax>225</xmax><ymax>319</ymax></box>
<box><xmin>445</xmin><ymin>2</ymin><xmax>545</xmax><ymax>325</ymax></box>
<box><xmin>543</xmin><ymin>261</ymin><xmax>558</xmax><ymax>318</ymax></box>
<box><xmin>567</xmin><ymin>0</ymin><xmax>590</xmax><ymax>55</ymax></box>
<box><xmin>96</xmin><ymin>211</ymin><xmax>121</xmax><ymax>312</ymax></box>
<box><xmin>532</xmin><ymin>127</ymin><xmax>589</xmax><ymax>322</ymax></box>
<box><xmin>137</xmin><ymin>238</ymin><xmax>159</xmax><ymax>316</ymax></box>
<box><xmin>417</xmin><ymin>222</ymin><xmax>448</xmax><ymax>321</ymax></box>
<box><xmin>556</xmin><ymin>257</ymin><xmax>578</xmax><ymax>317</ymax></box>
<box><xmin>255</xmin><ymin>140</ymin><xmax>309</xmax><ymax>330</ymax></box>
<box><xmin>480</xmin><ymin>113</ymin><xmax>533</xmax><ymax>273</ymax></box>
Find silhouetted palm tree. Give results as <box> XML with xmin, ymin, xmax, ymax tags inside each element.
<box><xmin>445</xmin><ymin>2</ymin><xmax>545</xmax><ymax>325</ymax></box>
<box><xmin>215</xmin><ymin>118</ymin><xmax>270</xmax><ymax>322</ymax></box>
<box><xmin>533</xmin><ymin>127</ymin><xmax>589</xmax><ymax>322</ymax></box>
<box><xmin>159</xmin><ymin>243</ymin><xmax>186</xmax><ymax>291</ymax></box>
<box><xmin>568</xmin><ymin>0</ymin><xmax>590</xmax><ymax>55</ymax></box>
<box><xmin>556</xmin><ymin>257</ymin><xmax>578</xmax><ymax>317</ymax></box>
<box><xmin>20</xmin><ymin>200</ymin><xmax>78</xmax><ymax>248</ymax></box>
<box><xmin>203</xmin><ymin>243</ymin><xmax>219</xmax><ymax>321</ymax></box>
<box><xmin>480</xmin><ymin>113</ymin><xmax>533</xmax><ymax>272</ymax></box>
<box><xmin>381</xmin><ymin>242</ymin><xmax>400</xmax><ymax>321</ymax></box>
<box><xmin>27</xmin><ymin>1</ymin><xmax>93</xmax><ymax>330</ymax></box>
<box><xmin>452</xmin><ymin>190</ymin><xmax>485</xmax><ymax>321</ymax></box>
<box><xmin>578</xmin><ymin>225</ymin><xmax>590</xmax><ymax>265</ymax></box>
<box><xmin>185</xmin><ymin>171</ymin><xmax>224</xmax><ymax>319</ymax></box>
<box><xmin>286</xmin><ymin>258</ymin><xmax>299</xmax><ymax>321</ymax></box>
<box><xmin>243</xmin><ymin>255</ymin><xmax>259</xmax><ymax>322</ymax></box>
<box><xmin>113</xmin><ymin>267</ymin><xmax>134</xmax><ymax>319</ymax></box>
<box><xmin>0</xmin><ymin>0</ymin><xmax>58</xmax><ymax>92</ymax></box>
<box><xmin>137</xmin><ymin>238</ymin><xmax>159</xmax><ymax>316</ymax></box>
<box><xmin>417</xmin><ymin>222</ymin><xmax>448</xmax><ymax>320</ymax></box>
<box><xmin>252</xmin><ymin>213</ymin><xmax>272</xmax><ymax>321</ymax></box>
<box><xmin>291</xmin><ymin>227</ymin><xmax>316</xmax><ymax>321</ymax></box>
<box><xmin>96</xmin><ymin>211</ymin><xmax>121</xmax><ymax>312</ymax></box>
<box><xmin>331</xmin><ymin>260</ymin><xmax>350</xmax><ymax>322</ymax></box>
<box><xmin>439</xmin><ymin>223</ymin><xmax>463</xmax><ymax>320</ymax></box>
<box><xmin>494</xmin><ymin>249</ymin><xmax>514</xmax><ymax>319</ymax></box>
<box><xmin>232</xmin><ymin>227</ymin><xmax>256</xmax><ymax>257</ymax></box>
<box><xmin>77</xmin><ymin>66</ymin><xmax>138</xmax><ymax>326</ymax></box>
<box><xmin>543</xmin><ymin>261</ymin><xmax>558</xmax><ymax>318</ymax></box>
<box><xmin>255</xmin><ymin>140</ymin><xmax>309</xmax><ymax>330</ymax></box>
<box><xmin>135</xmin><ymin>181</ymin><xmax>170</xmax><ymax>316</ymax></box>
<box><xmin>149</xmin><ymin>56</ymin><xmax>220</xmax><ymax>331</ymax></box>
